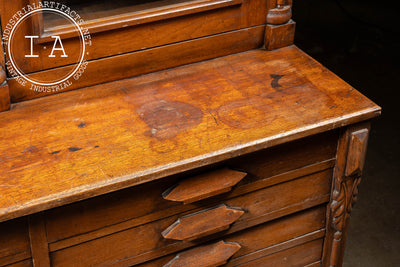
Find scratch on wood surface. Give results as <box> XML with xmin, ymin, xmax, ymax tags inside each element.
<box><xmin>97</xmin><ymin>164</ymin><xmax>108</xmax><ymax>178</ymax></box>
<box><xmin>208</xmin><ymin>110</ymin><xmax>219</xmax><ymax>125</ymax></box>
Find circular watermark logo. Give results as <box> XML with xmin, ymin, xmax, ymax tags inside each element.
<box><xmin>2</xmin><ymin>2</ymin><xmax>92</xmax><ymax>93</ymax></box>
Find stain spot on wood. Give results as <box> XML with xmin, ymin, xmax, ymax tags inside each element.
<box><xmin>24</xmin><ymin>146</ymin><xmax>38</xmax><ymax>153</ymax></box>
<box><xmin>270</xmin><ymin>74</ymin><xmax>284</xmax><ymax>89</ymax></box>
<box><xmin>217</xmin><ymin>98</ymin><xmax>276</xmax><ymax>129</ymax></box>
<box><xmin>50</xmin><ymin>150</ymin><xmax>61</xmax><ymax>155</ymax></box>
<box><xmin>77</xmin><ymin>122</ymin><xmax>86</xmax><ymax>128</ymax></box>
<box><xmin>94</xmin><ymin>145</ymin><xmax>99</xmax><ymax>148</ymax></box>
<box><xmin>265</xmin><ymin>83</ymin><xmax>336</xmax><ymax>123</ymax></box>
<box><xmin>68</xmin><ymin>147</ymin><xmax>82</xmax><ymax>152</ymax></box>
<box><xmin>137</xmin><ymin>100</ymin><xmax>203</xmax><ymax>140</ymax></box>
<box><xmin>149</xmin><ymin>139</ymin><xmax>177</xmax><ymax>154</ymax></box>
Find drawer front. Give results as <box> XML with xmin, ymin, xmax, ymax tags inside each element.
<box><xmin>0</xmin><ymin>218</ymin><xmax>31</xmax><ymax>266</ymax></box>
<box><xmin>4</xmin><ymin>259</ymin><xmax>33</xmax><ymax>267</ymax></box>
<box><xmin>138</xmin><ymin>206</ymin><xmax>326</xmax><ymax>267</ymax></box>
<box><xmin>236</xmin><ymin>239</ymin><xmax>324</xmax><ymax>267</ymax></box>
<box><xmin>44</xmin><ymin>130</ymin><xmax>337</xmax><ymax>244</ymax></box>
<box><xmin>49</xmin><ymin>170</ymin><xmax>332</xmax><ymax>266</ymax></box>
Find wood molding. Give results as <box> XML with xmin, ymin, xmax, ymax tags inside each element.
<box><xmin>264</xmin><ymin>0</ymin><xmax>295</xmax><ymax>50</ymax></box>
<box><xmin>264</xmin><ymin>19</ymin><xmax>295</xmax><ymax>50</ymax></box>
<box><xmin>266</xmin><ymin>0</ymin><xmax>292</xmax><ymax>25</ymax></box>
<box><xmin>323</xmin><ymin>122</ymin><xmax>371</xmax><ymax>267</ymax></box>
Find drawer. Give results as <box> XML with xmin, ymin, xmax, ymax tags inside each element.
<box><xmin>44</xmin><ymin>130</ymin><xmax>337</xmax><ymax>244</ymax></box>
<box><xmin>234</xmin><ymin>239</ymin><xmax>324</xmax><ymax>267</ymax></box>
<box><xmin>49</xmin><ymin>170</ymin><xmax>332</xmax><ymax>266</ymax></box>
<box><xmin>3</xmin><ymin>260</ymin><xmax>33</xmax><ymax>267</ymax></box>
<box><xmin>0</xmin><ymin>218</ymin><xmax>31</xmax><ymax>267</ymax></box>
<box><xmin>137</xmin><ymin>205</ymin><xmax>326</xmax><ymax>267</ymax></box>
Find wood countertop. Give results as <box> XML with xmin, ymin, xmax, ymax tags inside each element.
<box><xmin>0</xmin><ymin>45</ymin><xmax>380</xmax><ymax>222</ymax></box>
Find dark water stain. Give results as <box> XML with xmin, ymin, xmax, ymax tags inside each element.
<box><xmin>24</xmin><ymin>146</ymin><xmax>38</xmax><ymax>153</ymax></box>
<box><xmin>68</xmin><ymin>147</ymin><xmax>82</xmax><ymax>152</ymax></box>
<box><xmin>50</xmin><ymin>150</ymin><xmax>61</xmax><ymax>155</ymax></box>
<box><xmin>77</xmin><ymin>122</ymin><xmax>86</xmax><ymax>128</ymax></box>
<box><xmin>270</xmin><ymin>74</ymin><xmax>284</xmax><ymax>89</ymax></box>
<box><xmin>137</xmin><ymin>100</ymin><xmax>203</xmax><ymax>140</ymax></box>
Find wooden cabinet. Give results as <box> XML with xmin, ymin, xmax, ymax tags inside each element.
<box><xmin>0</xmin><ymin>0</ymin><xmax>270</xmax><ymax>103</ymax></box>
<box><xmin>0</xmin><ymin>0</ymin><xmax>380</xmax><ymax>266</ymax></box>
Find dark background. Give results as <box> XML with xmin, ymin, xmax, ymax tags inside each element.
<box><xmin>293</xmin><ymin>0</ymin><xmax>399</xmax><ymax>266</ymax></box>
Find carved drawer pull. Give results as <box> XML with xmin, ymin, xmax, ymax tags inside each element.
<box><xmin>163</xmin><ymin>168</ymin><xmax>247</xmax><ymax>204</ymax></box>
<box><xmin>162</xmin><ymin>204</ymin><xmax>244</xmax><ymax>241</ymax></box>
<box><xmin>163</xmin><ymin>240</ymin><xmax>241</xmax><ymax>267</ymax></box>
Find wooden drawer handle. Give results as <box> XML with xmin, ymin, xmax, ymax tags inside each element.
<box><xmin>163</xmin><ymin>240</ymin><xmax>241</xmax><ymax>267</ymax></box>
<box><xmin>163</xmin><ymin>168</ymin><xmax>247</xmax><ymax>204</ymax></box>
<box><xmin>162</xmin><ymin>204</ymin><xmax>244</xmax><ymax>241</ymax></box>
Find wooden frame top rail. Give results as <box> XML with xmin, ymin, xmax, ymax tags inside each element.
<box><xmin>31</xmin><ymin>0</ymin><xmax>243</xmax><ymax>43</ymax></box>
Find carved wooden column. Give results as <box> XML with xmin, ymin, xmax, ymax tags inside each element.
<box><xmin>323</xmin><ymin>122</ymin><xmax>371</xmax><ymax>267</ymax></box>
<box><xmin>0</xmin><ymin>25</ymin><xmax>10</xmax><ymax>112</ymax></box>
<box><xmin>264</xmin><ymin>0</ymin><xmax>296</xmax><ymax>50</ymax></box>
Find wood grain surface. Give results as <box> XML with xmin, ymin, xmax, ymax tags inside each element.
<box><xmin>0</xmin><ymin>218</ymin><xmax>31</xmax><ymax>266</ymax></box>
<box><xmin>0</xmin><ymin>46</ymin><xmax>380</xmax><ymax>223</ymax></box>
<box><xmin>8</xmin><ymin>26</ymin><xmax>265</xmax><ymax>102</ymax></box>
<box><xmin>1</xmin><ymin>0</ymin><xmax>268</xmax><ymax>73</ymax></box>
<box><xmin>237</xmin><ymin>238</ymin><xmax>323</xmax><ymax>267</ymax></box>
